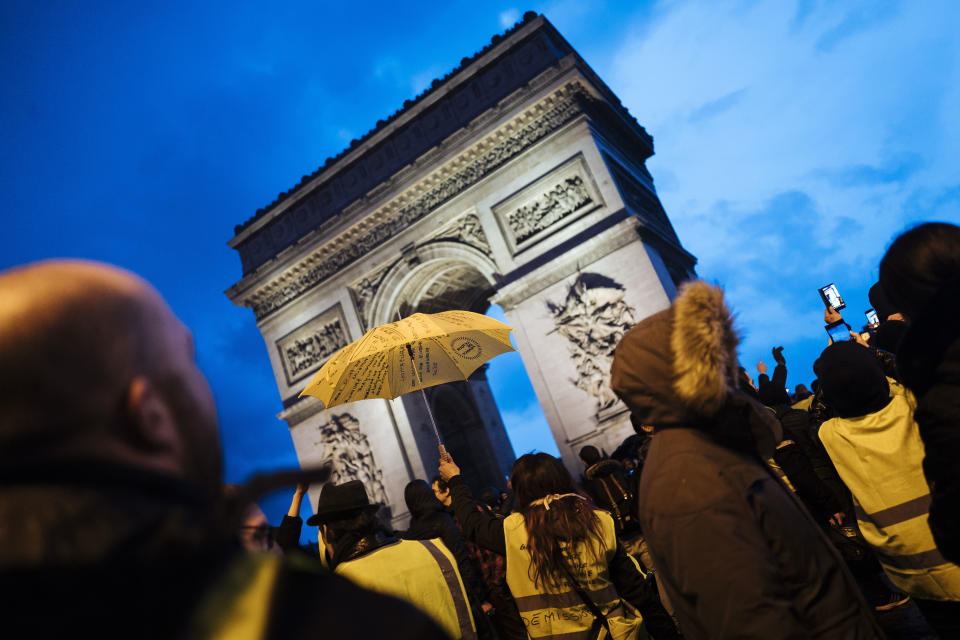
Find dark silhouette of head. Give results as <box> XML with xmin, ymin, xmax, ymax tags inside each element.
<box><xmin>478</xmin><ymin>487</ymin><xmax>502</xmax><ymax>509</ymax></box>
<box><xmin>879</xmin><ymin>222</ymin><xmax>960</xmax><ymax>321</ymax></box>
<box><xmin>0</xmin><ymin>260</ymin><xmax>221</xmax><ymax>498</ymax></box>
<box><xmin>868</xmin><ymin>282</ymin><xmax>897</xmax><ymax>322</ymax></box>
<box><xmin>578</xmin><ymin>445</ymin><xmax>601</xmax><ymax>466</ymax></box>
<box><xmin>814</xmin><ymin>342</ymin><xmax>891</xmax><ymax>418</ymax></box>
<box><xmin>405</xmin><ymin>479</ymin><xmax>443</xmax><ymax>518</ymax></box>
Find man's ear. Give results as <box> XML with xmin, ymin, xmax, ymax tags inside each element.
<box><xmin>125</xmin><ymin>376</ymin><xmax>182</xmax><ymax>457</ymax></box>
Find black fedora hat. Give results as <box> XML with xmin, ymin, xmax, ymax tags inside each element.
<box><xmin>306</xmin><ymin>480</ymin><xmax>379</xmax><ymax>526</ymax></box>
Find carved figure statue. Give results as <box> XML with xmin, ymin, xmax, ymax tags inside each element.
<box><xmin>547</xmin><ymin>273</ymin><xmax>637</xmax><ymax>412</ymax></box>
<box><xmin>317</xmin><ymin>413</ymin><xmax>389</xmax><ymax>505</ymax></box>
<box><xmin>447</xmin><ymin>214</ymin><xmax>490</xmax><ymax>254</ymax></box>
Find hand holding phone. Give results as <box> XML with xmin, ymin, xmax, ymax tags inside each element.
<box><xmin>819</xmin><ymin>284</ymin><xmax>846</xmax><ymax>312</ymax></box>
<box><xmin>825</xmin><ymin>320</ymin><xmax>853</xmax><ymax>343</ymax></box>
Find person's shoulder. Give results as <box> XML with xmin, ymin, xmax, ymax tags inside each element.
<box><xmin>275</xmin><ymin>558</ymin><xmax>449</xmax><ymax>639</ymax></box>
<box><xmin>504</xmin><ymin>512</ymin><xmax>525</xmax><ymax>531</ymax></box>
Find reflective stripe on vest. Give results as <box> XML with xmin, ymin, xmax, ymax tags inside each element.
<box><xmin>855</xmin><ymin>494</ymin><xmax>931</xmax><ymax>529</ymax></box>
<box><xmin>418</xmin><ymin>539</ymin><xmax>477</xmax><ymax>640</ymax></box>
<box><xmin>503</xmin><ymin>510</ymin><xmax>644</xmax><ymax>639</ymax></box>
<box><xmin>819</xmin><ymin>379</ymin><xmax>960</xmax><ymax>600</ymax></box>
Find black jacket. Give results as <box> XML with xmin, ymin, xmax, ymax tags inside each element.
<box><xmin>896</xmin><ymin>280</ymin><xmax>960</xmax><ymax>565</ymax></box>
<box><xmin>758</xmin><ymin>362</ymin><xmax>790</xmax><ymax>407</ymax></box>
<box><xmin>0</xmin><ymin>461</ymin><xmax>447</xmax><ymax>640</ymax></box>
<box><xmin>774</xmin><ymin>406</ymin><xmax>850</xmax><ymax>522</ymax></box>
<box><xmin>582</xmin><ymin>458</ymin><xmax>641</xmax><ymax>537</ymax></box>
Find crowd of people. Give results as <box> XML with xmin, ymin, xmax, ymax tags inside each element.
<box><xmin>0</xmin><ymin>221</ymin><xmax>958</xmax><ymax>639</ymax></box>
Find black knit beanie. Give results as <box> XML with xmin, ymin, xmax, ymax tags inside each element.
<box><xmin>869</xmin><ymin>282</ymin><xmax>897</xmax><ymax>322</ymax></box>
<box><xmin>814</xmin><ymin>342</ymin><xmax>890</xmax><ymax>418</ymax></box>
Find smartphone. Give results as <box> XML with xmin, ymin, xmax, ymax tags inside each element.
<box><xmin>819</xmin><ymin>284</ymin><xmax>846</xmax><ymax>311</ymax></box>
<box><xmin>865</xmin><ymin>309</ymin><xmax>879</xmax><ymax>328</ymax></box>
<box><xmin>825</xmin><ymin>320</ymin><xmax>853</xmax><ymax>343</ymax></box>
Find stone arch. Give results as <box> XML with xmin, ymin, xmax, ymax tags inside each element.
<box><xmin>365</xmin><ymin>241</ymin><xmax>515</xmax><ymax>489</ymax></box>
<box><xmin>369</xmin><ymin>241</ymin><xmax>500</xmax><ymax>327</ymax></box>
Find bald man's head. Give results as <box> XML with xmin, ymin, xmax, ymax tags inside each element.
<box><xmin>0</xmin><ymin>260</ymin><xmax>221</xmax><ymax>495</ymax></box>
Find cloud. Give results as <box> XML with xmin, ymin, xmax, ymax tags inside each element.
<box><xmin>812</xmin><ymin>153</ymin><xmax>923</xmax><ymax>188</ymax></box>
<box><xmin>604</xmin><ymin>0</ymin><xmax>960</xmax><ymax>384</ymax></box>
<box><xmin>814</xmin><ymin>0</ymin><xmax>900</xmax><ymax>52</ymax></box>
<box><xmin>688</xmin><ymin>88</ymin><xmax>748</xmax><ymax>124</ymax></box>
<box><xmin>499</xmin><ymin>8</ymin><xmax>521</xmax><ymax>30</ymax></box>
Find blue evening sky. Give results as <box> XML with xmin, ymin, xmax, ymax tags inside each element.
<box><xmin>2</xmin><ymin>1</ymin><xmax>958</xmax><ymax>526</ymax></box>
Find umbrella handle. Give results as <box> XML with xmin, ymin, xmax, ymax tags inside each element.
<box><xmin>399</xmin><ymin>309</ymin><xmax>446</xmax><ymax>449</ymax></box>
<box><xmin>439</xmin><ymin>443</ymin><xmax>451</xmax><ymax>463</ymax></box>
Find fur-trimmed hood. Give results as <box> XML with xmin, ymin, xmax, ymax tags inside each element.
<box><xmin>610</xmin><ymin>281</ymin><xmax>740</xmax><ymax>428</ymax></box>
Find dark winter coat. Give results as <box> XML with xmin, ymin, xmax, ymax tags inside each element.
<box><xmin>0</xmin><ymin>461</ymin><xmax>447</xmax><ymax>640</ymax></box>
<box><xmin>776</xmin><ymin>405</ymin><xmax>853</xmax><ymax>520</ymax></box>
<box><xmin>758</xmin><ymin>362</ymin><xmax>790</xmax><ymax>407</ymax></box>
<box><xmin>583</xmin><ymin>459</ymin><xmax>641</xmax><ymax>538</ymax></box>
<box><xmin>610</xmin><ymin>280</ymin><xmax>884</xmax><ymax>640</ymax></box>
<box><xmin>896</xmin><ymin>278</ymin><xmax>960</xmax><ymax>565</ymax></box>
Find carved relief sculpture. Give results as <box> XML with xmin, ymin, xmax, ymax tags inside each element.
<box><xmin>316</xmin><ymin>413</ymin><xmax>389</xmax><ymax>506</ymax></box>
<box><xmin>276</xmin><ymin>305</ymin><xmax>349</xmax><ymax>386</ymax></box>
<box><xmin>508</xmin><ymin>175</ymin><xmax>592</xmax><ymax>243</ymax></box>
<box><xmin>492</xmin><ymin>153</ymin><xmax>603</xmax><ymax>254</ymax></box>
<box><xmin>349</xmin><ymin>267</ymin><xmax>390</xmax><ymax>329</ymax></box>
<box><xmin>431</xmin><ymin>213</ymin><xmax>492</xmax><ymax>255</ymax></box>
<box><xmin>547</xmin><ymin>273</ymin><xmax>637</xmax><ymax>412</ymax></box>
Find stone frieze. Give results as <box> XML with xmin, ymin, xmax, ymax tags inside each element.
<box><xmin>492</xmin><ymin>153</ymin><xmax>602</xmax><ymax>254</ymax></box>
<box><xmin>248</xmin><ymin>86</ymin><xmax>590</xmax><ymax>320</ymax></box>
<box><xmin>276</xmin><ymin>305</ymin><xmax>349</xmax><ymax>386</ymax></box>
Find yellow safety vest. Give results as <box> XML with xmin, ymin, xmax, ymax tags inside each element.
<box><xmin>792</xmin><ymin>396</ymin><xmax>814</xmax><ymax>411</ymax></box>
<box><xmin>503</xmin><ymin>510</ymin><xmax>647</xmax><ymax>640</ymax></box>
<box><xmin>336</xmin><ymin>538</ymin><xmax>477</xmax><ymax>639</ymax></box>
<box><xmin>819</xmin><ymin>379</ymin><xmax>960</xmax><ymax>601</ymax></box>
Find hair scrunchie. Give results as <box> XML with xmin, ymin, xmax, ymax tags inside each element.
<box><xmin>528</xmin><ymin>493</ymin><xmax>585</xmax><ymax>510</ymax></box>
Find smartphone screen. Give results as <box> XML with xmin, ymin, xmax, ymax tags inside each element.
<box><xmin>825</xmin><ymin>320</ymin><xmax>852</xmax><ymax>343</ymax></box>
<box><xmin>819</xmin><ymin>284</ymin><xmax>846</xmax><ymax>311</ymax></box>
<box><xmin>865</xmin><ymin>309</ymin><xmax>879</xmax><ymax>327</ymax></box>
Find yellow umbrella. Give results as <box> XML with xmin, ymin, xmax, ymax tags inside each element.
<box><xmin>299</xmin><ymin>310</ymin><xmax>515</xmax><ymax>445</ymax></box>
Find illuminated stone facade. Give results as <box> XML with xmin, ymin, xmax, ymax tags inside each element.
<box><xmin>226</xmin><ymin>13</ymin><xmax>695</xmax><ymax>524</ymax></box>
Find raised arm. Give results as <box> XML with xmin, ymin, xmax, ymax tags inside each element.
<box><xmin>438</xmin><ymin>451</ymin><xmax>506</xmax><ymax>555</ymax></box>
<box><xmin>276</xmin><ymin>483</ymin><xmax>308</xmax><ymax>552</ymax></box>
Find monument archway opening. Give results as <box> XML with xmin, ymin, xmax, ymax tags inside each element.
<box><xmin>389</xmin><ymin>258</ymin><xmax>519</xmax><ymax>491</ymax></box>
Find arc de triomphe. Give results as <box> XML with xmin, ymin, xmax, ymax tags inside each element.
<box><xmin>226</xmin><ymin>13</ymin><xmax>696</xmax><ymax>523</ymax></box>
